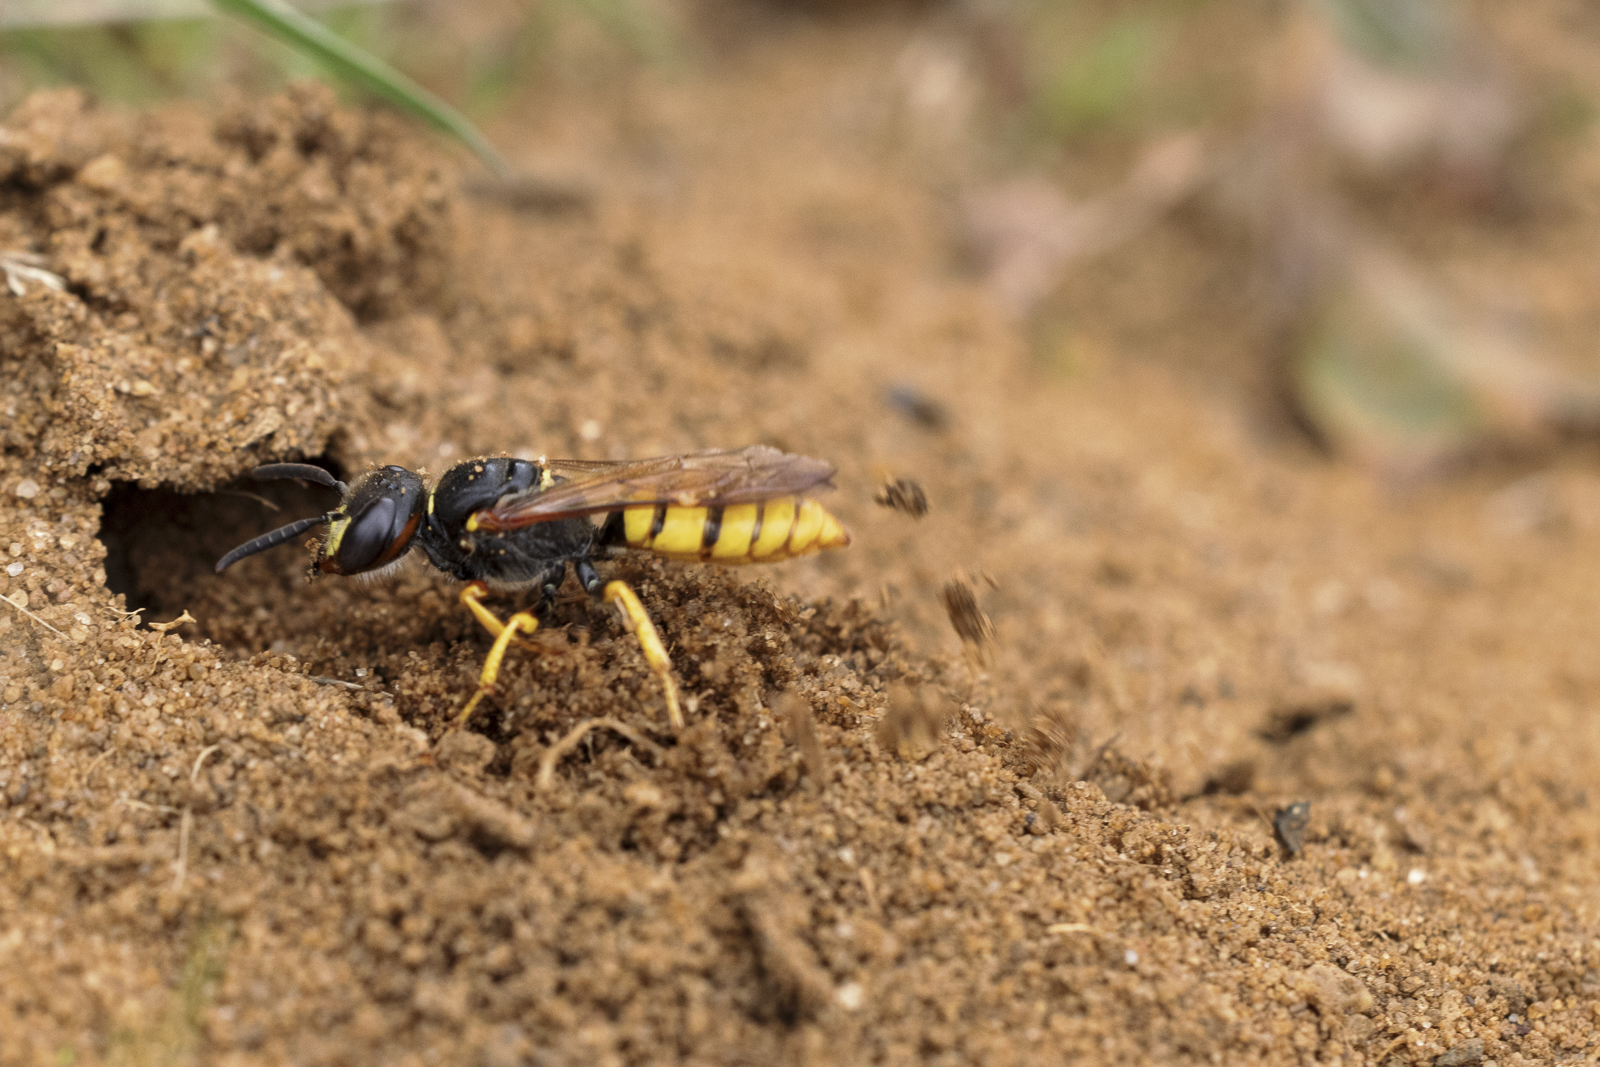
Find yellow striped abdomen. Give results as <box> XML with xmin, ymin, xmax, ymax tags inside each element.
<box><xmin>620</xmin><ymin>497</ymin><xmax>849</xmax><ymax>563</ymax></box>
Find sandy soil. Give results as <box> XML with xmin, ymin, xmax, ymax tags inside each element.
<box><xmin>4</xmin><ymin>10</ymin><xmax>1600</xmax><ymax>1067</ymax></box>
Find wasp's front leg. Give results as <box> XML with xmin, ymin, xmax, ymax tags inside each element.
<box><xmin>455</xmin><ymin>581</ymin><xmax>542</xmax><ymax>729</ymax></box>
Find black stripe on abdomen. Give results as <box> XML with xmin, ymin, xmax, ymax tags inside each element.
<box><xmin>701</xmin><ymin>505</ymin><xmax>724</xmax><ymax>558</ymax></box>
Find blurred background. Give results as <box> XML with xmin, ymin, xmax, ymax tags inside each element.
<box><xmin>6</xmin><ymin>0</ymin><xmax>1600</xmax><ymax>479</ymax></box>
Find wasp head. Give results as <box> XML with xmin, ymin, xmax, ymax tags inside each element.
<box><xmin>215</xmin><ymin>463</ymin><xmax>428</xmax><ymax>578</ymax></box>
<box><xmin>316</xmin><ymin>465</ymin><xmax>428</xmax><ymax>577</ymax></box>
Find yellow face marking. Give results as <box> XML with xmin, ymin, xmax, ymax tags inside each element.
<box><xmin>323</xmin><ymin>515</ymin><xmax>350</xmax><ymax>558</ymax></box>
<box><xmin>751</xmin><ymin>498</ymin><xmax>796</xmax><ymax>559</ymax></box>
<box><xmin>623</xmin><ymin>506</ymin><xmax>657</xmax><ymax>547</ymax></box>
<box><xmin>710</xmin><ymin>503</ymin><xmax>760</xmax><ymax>560</ymax></box>
<box><xmin>650</xmin><ymin>506</ymin><xmax>709</xmax><ymax>559</ymax></box>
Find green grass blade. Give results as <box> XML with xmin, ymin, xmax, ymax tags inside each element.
<box><xmin>211</xmin><ymin>0</ymin><xmax>509</xmax><ymax>177</ymax></box>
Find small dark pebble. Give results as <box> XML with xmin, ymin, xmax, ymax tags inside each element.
<box><xmin>886</xmin><ymin>385</ymin><xmax>949</xmax><ymax>430</ymax></box>
<box><xmin>1434</xmin><ymin>1039</ymin><xmax>1484</xmax><ymax>1067</ymax></box>
<box><xmin>1274</xmin><ymin>800</ymin><xmax>1310</xmax><ymax>857</ymax></box>
<box><xmin>1257</xmin><ymin>699</ymin><xmax>1353</xmax><ymax>743</ymax></box>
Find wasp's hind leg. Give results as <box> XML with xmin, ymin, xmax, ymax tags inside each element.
<box><xmin>602</xmin><ymin>580</ymin><xmax>684</xmax><ymax>731</ymax></box>
<box><xmin>575</xmin><ymin>558</ymin><xmax>602</xmax><ymax>595</ymax></box>
<box><xmin>455</xmin><ymin>580</ymin><xmax>546</xmax><ymax>729</ymax></box>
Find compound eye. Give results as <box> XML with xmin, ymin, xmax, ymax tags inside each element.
<box><xmin>334</xmin><ymin>496</ymin><xmax>400</xmax><ymax>573</ymax></box>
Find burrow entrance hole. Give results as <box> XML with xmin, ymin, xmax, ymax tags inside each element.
<box><xmin>97</xmin><ymin>458</ymin><xmax>346</xmax><ymax>643</ymax></box>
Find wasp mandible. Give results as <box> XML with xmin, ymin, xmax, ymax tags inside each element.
<box><xmin>216</xmin><ymin>445</ymin><xmax>851</xmax><ymax>729</ymax></box>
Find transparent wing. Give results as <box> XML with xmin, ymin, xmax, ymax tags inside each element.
<box><xmin>472</xmin><ymin>445</ymin><xmax>837</xmax><ymax>531</ymax></box>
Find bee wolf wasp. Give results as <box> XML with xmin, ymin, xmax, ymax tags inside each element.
<box><xmin>215</xmin><ymin>446</ymin><xmax>851</xmax><ymax>729</ymax></box>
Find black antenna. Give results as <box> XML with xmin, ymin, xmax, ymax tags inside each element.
<box><xmin>251</xmin><ymin>463</ymin><xmax>348</xmax><ymax>494</ymax></box>
<box><xmin>215</xmin><ymin>515</ymin><xmax>331</xmax><ymax>574</ymax></box>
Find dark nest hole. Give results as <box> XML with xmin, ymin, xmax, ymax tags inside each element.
<box><xmin>97</xmin><ymin>458</ymin><xmax>346</xmax><ymax>635</ymax></box>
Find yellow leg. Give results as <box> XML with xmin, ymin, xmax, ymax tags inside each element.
<box><xmin>603</xmin><ymin>580</ymin><xmax>684</xmax><ymax>730</ymax></box>
<box><xmin>455</xmin><ymin>582</ymin><xmax>541</xmax><ymax>729</ymax></box>
<box><xmin>461</xmin><ymin>581</ymin><xmax>521</xmax><ymax>641</ymax></box>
